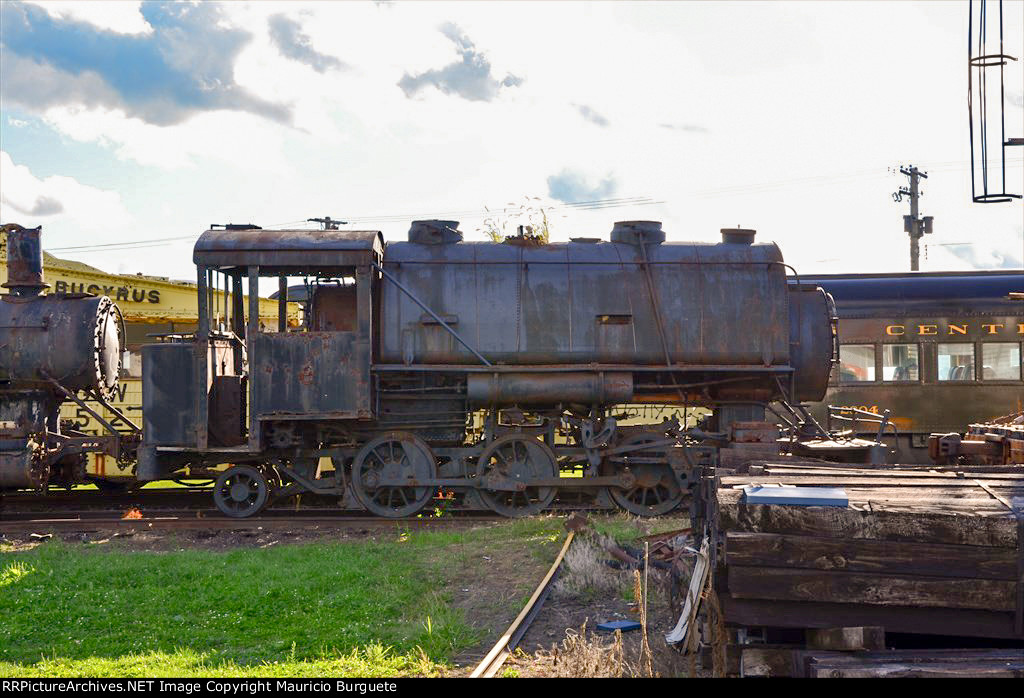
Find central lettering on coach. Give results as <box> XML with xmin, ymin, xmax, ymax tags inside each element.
<box><xmin>52</xmin><ymin>279</ymin><xmax>161</xmax><ymax>304</ymax></box>
<box><xmin>885</xmin><ymin>322</ymin><xmax>1024</xmax><ymax>336</ymax></box>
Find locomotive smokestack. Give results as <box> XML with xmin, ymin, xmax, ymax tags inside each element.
<box><xmin>1</xmin><ymin>224</ymin><xmax>49</xmax><ymax>296</ymax></box>
<box><xmin>721</xmin><ymin>228</ymin><xmax>756</xmax><ymax>245</ymax></box>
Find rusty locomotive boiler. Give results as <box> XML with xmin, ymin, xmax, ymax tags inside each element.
<box><xmin>0</xmin><ymin>225</ymin><xmax>137</xmax><ymax>490</ymax></box>
<box><xmin>137</xmin><ymin>219</ymin><xmax>837</xmax><ymax>518</ymax></box>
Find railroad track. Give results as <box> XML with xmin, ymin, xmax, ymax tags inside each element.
<box><xmin>470</xmin><ymin>530</ymin><xmax>576</xmax><ymax>678</ymax></box>
<box><xmin>0</xmin><ymin>509</ymin><xmax>505</xmax><ymax>533</ymax></box>
<box><xmin>1</xmin><ymin>487</ymin><xmax>617</xmax><ymax>518</ymax></box>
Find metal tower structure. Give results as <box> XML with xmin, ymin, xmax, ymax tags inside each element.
<box><xmin>968</xmin><ymin>0</ymin><xmax>1023</xmax><ymax>203</ymax></box>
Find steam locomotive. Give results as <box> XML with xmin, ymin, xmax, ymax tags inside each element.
<box><xmin>135</xmin><ymin>219</ymin><xmax>835</xmax><ymax>518</ymax></box>
<box><xmin>0</xmin><ymin>224</ymin><xmax>136</xmax><ymax>491</ymax></box>
<box><xmin>2</xmin><ymin>220</ymin><xmax>838</xmax><ymax>518</ymax></box>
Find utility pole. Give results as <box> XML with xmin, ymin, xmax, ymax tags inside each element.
<box><xmin>307</xmin><ymin>216</ymin><xmax>346</xmax><ymax>230</ymax></box>
<box><xmin>892</xmin><ymin>165</ymin><xmax>933</xmax><ymax>271</ymax></box>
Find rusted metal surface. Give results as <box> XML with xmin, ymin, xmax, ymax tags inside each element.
<box><xmin>788</xmin><ymin>284</ymin><xmax>836</xmax><ymax>401</ymax></box>
<box><xmin>208</xmin><ymin>375</ymin><xmax>246</xmax><ymax>446</ymax></box>
<box><xmin>0</xmin><ymin>294</ymin><xmax>123</xmax><ymax>395</ymax></box>
<box><xmin>467</xmin><ymin>371</ymin><xmax>632</xmax><ymax>406</ymax></box>
<box><xmin>138</xmin><ymin>218</ymin><xmax>844</xmax><ymax>518</ymax></box>
<box><xmin>193</xmin><ymin>228</ymin><xmax>383</xmax><ymax>267</ymax></box>
<box><xmin>377</xmin><ymin>225</ymin><xmax>806</xmax><ymax>377</ymax></box>
<box><xmin>1</xmin><ymin>225</ymin><xmax>129</xmax><ymax>491</ymax></box>
<box><xmin>309</xmin><ymin>284</ymin><xmax>357</xmax><ymax>331</ymax></box>
<box><xmin>1</xmin><ymin>224</ymin><xmax>48</xmax><ymax>294</ymax></box>
<box><xmin>930</xmin><ymin>412</ymin><xmax>1024</xmax><ymax>465</ymax></box>
<box><xmin>250</xmin><ymin>331</ymin><xmax>365</xmax><ymax>417</ymax></box>
<box><xmin>140</xmin><ymin>342</ymin><xmax>196</xmax><ymax>448</ymax></box>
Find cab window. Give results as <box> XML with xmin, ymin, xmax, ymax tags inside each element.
<box><xmin>938</xmin><ymin>343</ymin><xmax>975</xmax><ymax>381</ymax></box>
<box><xmin>839</xmin><ymin>344</ymin><xmax>875</xmax><ymax>383</ymax></box>
<box><xmin>981</xmin><ymin>343</ymin><xmax>1021</xmax><ymax>381</ymax></box>
<box><xmin>882</xmin><ymin>344</ymin><xmax>918</xmax><ymax>381</ymax></box>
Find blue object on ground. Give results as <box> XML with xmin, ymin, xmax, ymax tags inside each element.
<box><xmin>597</xmin><ymin>620</ymin><xmax>643</xmax><ymax>633</ymax></box>
<box><xmin>742</xmin><ymin>485</ymin><xmax>848</xmax><ymax>507</ymax></box>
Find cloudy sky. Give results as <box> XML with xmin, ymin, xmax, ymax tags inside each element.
<box><xmin>1</xmin><ymin>0</ymin><xmax>1021</xmax><ymax>281</ymax></box>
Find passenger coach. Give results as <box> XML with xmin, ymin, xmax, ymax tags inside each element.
<box><xmin>802</xmin><ymin>271</ymin><xmax>1024</xmax><ymax>463</ymax></box>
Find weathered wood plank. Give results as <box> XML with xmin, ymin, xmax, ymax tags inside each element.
<box><xmin>795</xmin><ymin>649</ymin><xmax>1024</xmax><ymax>677</ymax></box>
<box><xmin>717</xmin><ymin>495</ymin><xmax>1018</xmax><ymax>547</ymax></box>
<box><xmin>720</xmin><ymin>472</ymin><xmax>1024</xmax><ymax>483</ymax></box>
<box><xmin>804</xmin><ymin>648</ymin><xmax>1024</xmax><ymax>663</ymax></box>
<box><xmin>807</xmin><ymin>660</ymin><xmax>1024</xmax><ymax>678</ymax></box>
<box><xmin>753</xmin><ymin>468</ymin><xmax>1024</xmax><ymax>480</ymax></box>
<box><xmin>726</xmin><ymin>489</ymin><xmax>1015</xmax><ymax>515</ymax></box>
<box><xmin>749</xmin><ymin>462</ymin><xmax>1024</xmax><ymax>475</ymax></box>
<box><xmin>806</xmin><ymin>626</ymin><xmax>885</xmax><ymax>651</ymax></box>
<box><xmin>720</xmin><ymin>595</ymin><xmax>1023</xmax><ymax>639</ymax></box>
<box><xmin>725</xmin><ymin>532</ymin><xmax>1018</xmax><ymax>580</ymax></box>
<box><xmin>740</xmin><ymin>647</ymin><xmax>800</xmax><ymax>677</ymax></box>
<box><xmin>727</xmin><ymin>566</ymin><xmax>1016</xmax><ymax>610</ymax></box>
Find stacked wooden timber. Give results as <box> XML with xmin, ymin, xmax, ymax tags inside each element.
<box><xmin>738</xmin><ymin>647</ymin><xmax>1024</xmax><ymax>678</ymax></box>
<box><xmin>698</xmin><ymin>462</ymin><xmax>1024</xmax><ymax>642</ymax></box>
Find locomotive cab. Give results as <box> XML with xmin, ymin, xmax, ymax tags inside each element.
<box><xmin>137</xmin><ymin>229</ymin><xmax>383</xmax><ymax>480</ymax></box>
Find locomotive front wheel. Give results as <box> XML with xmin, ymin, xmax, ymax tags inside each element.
<box><xmin>352</xmin><ymin>433</ymin><xmax>436</xmax><ymax>518</ymax></box>
<box><xmin>476</xmin><ymin>435</ymin><xmax>558</xmax><ymax>518</ymax></box>
<box><xmin>608</xmin><ymin>434</ymin><xmax>684</xmax><ymax>517</ymax></box>
<box><xmin>213</xmin><ymin>465</ymin><xmax>270</xmax><ymax>518</ymax></box>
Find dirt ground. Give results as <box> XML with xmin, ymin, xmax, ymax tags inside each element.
<box><xmin>508</xmin><ymin>533</ymin><xmax>694</xmax><ymax>678</ymax></box>
<box><xmin>445</xmin><ymin>519</ymin><xmax>696</xmax><ymax>677</ymax></box>
<box><xmin>0</xmin><ymin>521</ymin><xmax>480</xmax><ymax>553</ymax></box>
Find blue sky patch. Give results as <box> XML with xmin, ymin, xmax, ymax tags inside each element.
<box><xmin>0</xmin><ymin>2</ymin><xmax>289</xmax><ymax>125</ymax></box>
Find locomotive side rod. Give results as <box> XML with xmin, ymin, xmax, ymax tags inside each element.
<box><xmin>366</xmin><ymin>474</ymin><xmax>636</xmax><ymax>490</ymax></box>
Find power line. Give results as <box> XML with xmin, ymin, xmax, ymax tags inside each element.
<box><xmin>47</xmin><ymin>235</ymin><xmax>196</xmax><ymax>252</ymax></box>
<box><xmin>43</xmin><ymin>195</ymin><xmax>666</xmax><ymax>254</ymax></box>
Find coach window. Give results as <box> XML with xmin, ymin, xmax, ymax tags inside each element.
<box><xmin>937</xmin><ymin>343</ymin><xmax>975</xmax><ymax>381</ymax></box>
<box><xmin>882</xmin><ymin>344</ymin><xmax>919</xmax><ymax>381</ymax></box>
<box><xmin>839</xmin><ymin>345</ymin><xmax>875</xmax><ymax>382</ymax></box>
<box><xmin>981</xmin><ymin>343</ymin><xmax>1022</xmax><ymax>381</ymax></box>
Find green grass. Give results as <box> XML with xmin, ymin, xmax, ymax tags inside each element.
<box><xmin>0</xmin><ymin>515</ymin><xmax>666</xmax><ymax>677</ymax></box>
<box><xmin>0</xmin><ymin>521</ymin><xmax>572</xmax><ymax>677</ymax></box>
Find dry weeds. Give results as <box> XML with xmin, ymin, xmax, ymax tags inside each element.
<box><xmin>551</xmin><ymin>533</ymin><xmax>631</xmax><ymax>599</ymax></box>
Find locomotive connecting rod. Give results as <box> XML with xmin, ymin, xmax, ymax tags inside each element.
<box><xmin>372</xmin><ymin>262</ymin><xmax>493</xmax><ymax>366</ymax></box>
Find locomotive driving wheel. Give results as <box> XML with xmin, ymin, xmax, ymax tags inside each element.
<box><xmin>213</xmin><ymin>465</ymin><xmax>270</xmax><ymax>518</ymax></box>
<box><xmin>352</xmin><ymin>432</ymin><xmax>436</xmax><ymax>518</ymax></box>
<box><xmin>476</xmin><ymin>434</ymin><xmax>558</xmax><ymax>518</ymax></box>
<box><xmin>608</xmin><ymin>433</ymin><xmax>684</xmax><ymax>517</ymax></box>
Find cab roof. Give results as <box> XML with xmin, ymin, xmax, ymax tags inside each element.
<box><xmin>193</xmin><ymin>229</ymin><xmax>384</xmax><ymax>269</ymax></box>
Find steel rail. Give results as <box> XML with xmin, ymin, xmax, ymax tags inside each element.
<box><xmin>470</xmin><ymin>530</ymin><xmax>576</xmax><ymax>678</ymax></box>
<box><xmin>0</xmin><ymin>512</ymin><xmax>503</xmax><ymax>533</ymax></box>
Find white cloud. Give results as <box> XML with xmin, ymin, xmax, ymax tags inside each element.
<box><xmin>0</xmin><ymin>151</ymin><xmax>133</xmax><ymax>239</ymax></box>
<box><xmin>2</xmin><ymin>1</ymin><xmax>1020</xmax><ymax>276</ymax></box>
<box><xmin>39</xmin><ymin>105</ymin><xmax>294</xmax><ymax>172</ymax></box>
<box><xmin>25</xmin><ymin>1</ymin><xmax>152</xmax><ymax>35</ymax></box>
